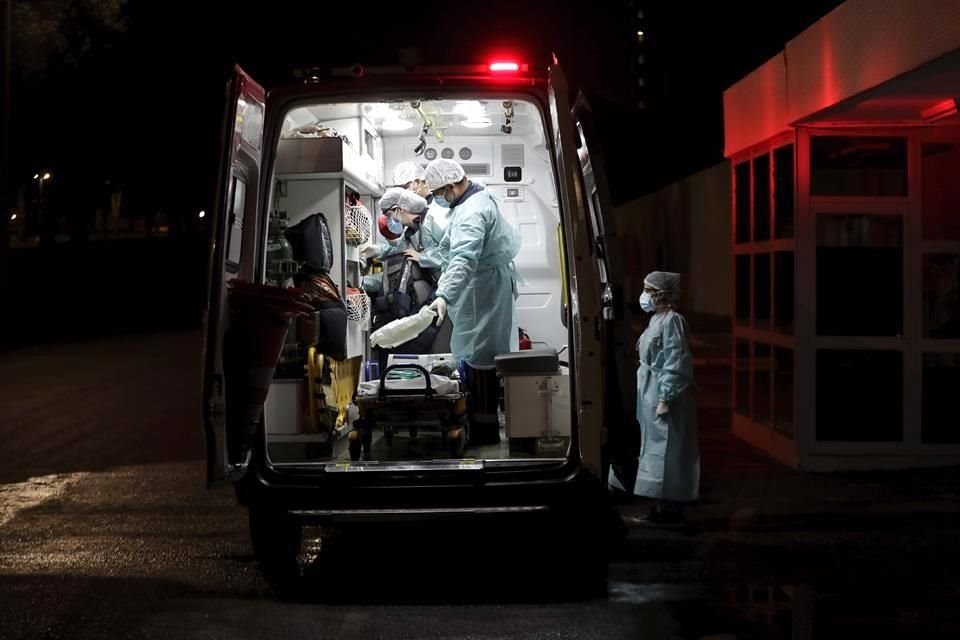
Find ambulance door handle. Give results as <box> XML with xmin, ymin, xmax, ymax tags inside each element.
<box><xmin>601</xmin><ymin>283</ymin><xmax>614</xmax><ymax>321</ymax></box>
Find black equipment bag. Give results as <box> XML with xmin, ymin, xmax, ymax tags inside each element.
<box><xmin>285</xmin><ymin>212</ymin><xmax>334</xmax><ymax>274</ymax></box>
<box><xmin>370</xmin><ymin>254</ymin><xmax>440</xmax><ymax>369</ymax></box>
<box><xmin>297</xmin><ymin>272</ymin><xmax>347</xmax><ymax>361</ymax></box>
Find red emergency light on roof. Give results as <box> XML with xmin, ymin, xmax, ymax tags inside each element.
<box><xmin>489</xmin><ymin>61</ymin><xmax>520</xmax><ymax>73</ymax></box>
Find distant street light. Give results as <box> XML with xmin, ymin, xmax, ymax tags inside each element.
<box><xmin>33</xmin><ymin>173</ymin><xmax>39</xmax><ymax>180</ymax></box>
<box><xmin>198</xmin><ymin>210</ymin><xmax>206</xmax><ymax>219</ymax></box>
<box><xmin>42</xmin><ymin>172</ymin><xmax>51</xmax><ymax>181</ymax></box>
<box><xmin>9</xmin><ymin>212</ymin><xmax>15</xmax><ymax>221</ymax></box>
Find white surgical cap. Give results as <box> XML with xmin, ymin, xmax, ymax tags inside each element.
<box><xmin>392</xmin><ymin>161</ymin><xmax>425</xmax><ymax>187</ymax></box>
<box><xmin>644</xmin><ymin>271</ymin><xmax>682</xmax><ymax>299</ymax></box>
<box><xmin>379</xmin><ymin>186</ymin><xmax>427</xmax><ymax>213</ymax></box>
<box><xmin>379</xmin><ymin>187</ymin><xmax>405</xmax><ymax>212</ymax></box>
<box><xmin>395</xmin><ymin>190</ymin><xmax>428</xmax><ymax>214</ymax></box>
<box><xmin>424</xmin><ymin>158</ymin><xmax>466</xmax><ymax>191</ymax></box>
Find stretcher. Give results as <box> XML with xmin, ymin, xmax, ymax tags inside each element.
<box><xmin>350</xmin><ymin>363</ymin><xmax>469</xmax><ymax>461</ymax></box>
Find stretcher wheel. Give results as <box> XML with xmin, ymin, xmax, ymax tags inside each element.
<box><xmin>348</xmin><ymin>430</ymin><xmax>362</xmax><ymax>461</ymax></box>
<box><xmin>409</xmin><ymin>425</ymin><xmax>419</xmax><ymax>439</ymax></box>
<box><xmin>447</xmin><ymin>427</ymin><xmax>465</xmax><ymax>458</ymax></box>
<box><xmin>384</xmin><ymin>426</ymin><xmax>394</xmax><ymax>446</ymax></box>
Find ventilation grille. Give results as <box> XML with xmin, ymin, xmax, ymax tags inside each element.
<box><xmin>461</xmin><ymin>163</ymin><xmax>491</xmax><ymax>176</ymax></box>
<box><xmin>501</xmin><ymin>144</ymin><xmax>525</xmax><ymax>167</ymax></box>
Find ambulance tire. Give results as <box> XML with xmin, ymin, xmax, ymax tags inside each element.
<box><xmin>249</xmin><ymin>502</ymin><xmax>302</xmax><ymax>597</ymax></box>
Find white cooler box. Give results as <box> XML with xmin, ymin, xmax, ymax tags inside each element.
<box><xmin>263</xmin><ymin>378</ymin><xmax>309</xmax><ymax>435</ymax></box>
<box><xmin>494</xmin><ymin>350</ymin><xmax>571</xmax><ymax>440</ymax></box>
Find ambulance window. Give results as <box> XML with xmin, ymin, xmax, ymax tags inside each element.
<box><xmin>227</xmin><ymin>176</ymin><xmax>246</xmax><ymax>266</ymax></box>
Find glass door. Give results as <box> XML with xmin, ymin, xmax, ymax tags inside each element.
<box><xmin>917</xmin><ymin>129</ymin><xmax>960</xmax><ymax>449</ymax></box>
<box><xmin>806</xmin><ymin>133</ymin><xmax>912</xmax><ymax>455</ymax></box>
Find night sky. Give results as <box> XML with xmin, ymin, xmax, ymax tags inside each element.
<box><xmin>9</xmin><ymin>0</ymin><xmax>845</xmax><ymax>212</ymax></box>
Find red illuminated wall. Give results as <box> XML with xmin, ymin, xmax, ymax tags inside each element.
<box><xmin>724</xmin><ymin>0</ymin><xmax>960</xmax><ymax>157</ymax></box>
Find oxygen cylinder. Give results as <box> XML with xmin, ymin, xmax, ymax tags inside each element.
<box><xmin>266</xmin><ymin>211</ymin><xmax>295</xmax><ymax>287</ymax></box>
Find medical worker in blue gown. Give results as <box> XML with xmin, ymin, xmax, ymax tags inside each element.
<box><xmin>624</xmin><ymin>271</ymin><xmax>700</xmax><ymax>526</ymax></box>
<box><xmin>373</xmin><ymin>186</ymin><xmax>444</xmax><ymax>273</ymax></box>
<box><xmin>392</xmin><ymin>160</ymin><xmax>450</xmax><ymax>232</ymax></box>
<box><xmin>388</xmin><ymin>161</ymin><xmax>448</xmax><ymax>269</ymax></box>
<box><xmin>424</xmin><ymin>158</ymin><xmax>521</xmax><ymax>445</ymax></box>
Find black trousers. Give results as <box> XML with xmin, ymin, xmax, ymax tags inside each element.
<box><xmin>464</xmin><ymin>364</ymin><xmax>500</xmax><ymax>445</ymax></box>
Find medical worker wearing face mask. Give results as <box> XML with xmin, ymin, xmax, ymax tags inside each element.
<box><xmin>390</xmin><ymin>161</ymin><xmax>448</xmax><ymax>269</ymax></box>
<box><xmin>629</xmin><ymin>271</ymin><xmax>700</xmax><ymax>526</ymax></box>
<box><xmin>423</xmin><ymin>158</ymin><xmax>521</xmax><ymax>445</ymax></box>
<box><xmin>374</xmin><ymin>185</ymin><xmax>442</xmax><ymax>272</ymax></box>
<box><xmin>362</xmin><ymin>187</ymin><xmax>436</xmax><ymax>294</ymax></box>
<box><xmin>393</xmin><ymin>160</ymin><xmax>450</xmax><ymax>231</ymax></box>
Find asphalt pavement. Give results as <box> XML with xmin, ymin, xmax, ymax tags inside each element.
<box><xmin>1</xmin><ymin>330</ymin><xmax>959</xmax><ymax>639</ymax></box>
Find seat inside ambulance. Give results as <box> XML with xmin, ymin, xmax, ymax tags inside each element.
<box><xmin>262</xmin><ymin>96</ymin><xmax>572</xmax><ymax>466</ymax></box>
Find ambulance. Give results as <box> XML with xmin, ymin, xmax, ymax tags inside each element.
<box><xmin>201</xmin><ymin>56</ymin><xmax>634</xmax><ymax>579</ymax></box>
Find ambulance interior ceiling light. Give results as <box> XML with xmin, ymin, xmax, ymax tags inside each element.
<box><xmin>453</xmin><ymin>100</ymin><xmax>486</xmax><ymax>116</ymax></box>
<box><xmin>363</xmin><ymin>103</ymin><xmax>396</xmax><ymax>119</ymax></box>
<box><xmin>381</xmin><ymin>118</ymin><xmax>415</xmax><ymax>131</ymax></box>
<box><xmin>460</xmin><ymin>118</ymin><xmax>493</xmax><ymax>128</ymax></box>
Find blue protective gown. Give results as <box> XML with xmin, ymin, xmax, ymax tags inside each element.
<box><xmin>435</xmin><ymin>183</ymin><xmax>521</xmax><ymax>369</ymax></box>
<box><xmin>426</xmin><ymin>198</ymin><xmax>449</xmax><ymax>231</ymax></box>
<box><xmin>632</xmin><ymin>309</ymin><xmax>700</xmax><ymax>501</ymax></box>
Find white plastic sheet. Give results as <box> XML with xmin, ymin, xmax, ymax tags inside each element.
<box><xmin>369</xmin><ymin>305</ymin><xmax>437</xmax><ymax>349</ymax></box>
<box><xmin>357</xmin><ymin>374</ymin><xmax>460</xmax><ymax>398</ymax></box>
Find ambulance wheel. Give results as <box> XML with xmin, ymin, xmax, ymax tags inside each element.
<box><xmin>384</xmin><ymin>426</ymin><xmax>394</xmax><ymax>446</ymax></box>
<box><xmin>249</xmin><ymin>502</ymin><xmax>301</xmax><ymax>594</ymax></box>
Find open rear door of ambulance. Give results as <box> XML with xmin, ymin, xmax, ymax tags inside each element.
<box><xmin>202</xmin><ymin>65</ymin><xmax>266</xmax><ymax>485</ymax></box>
<box><xmin>547</xmin><ymin>62</ymin><xmax>605</xmax><ymax>479</ymax></box>
<box><xmin>571</xmin><ymin>94</ymin><xmax>636</xmax><ymax>488</ymax></box>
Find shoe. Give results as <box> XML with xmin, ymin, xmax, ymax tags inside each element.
<box><xmin>627</xmin><ymin>506</ymin><xmax>686</xmax><ymax>528</ymax></box>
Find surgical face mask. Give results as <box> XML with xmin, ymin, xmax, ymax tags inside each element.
<box><xmin>432</xmin><ymin>186</ymin><xmax>452</xmax><ymax>208</ymax></box>
<box><xmin>639</xmin><ymin>291</ymin><xmax>656</xmax><ymax>313</ymax></box>
<box><xmin>386</xmin><ymin>212</ymin><xmax>404</xmax><ymax>235</ymax></box>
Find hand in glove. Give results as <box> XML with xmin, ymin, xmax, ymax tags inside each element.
<box><xmin>656</xmin><ymin>400</ymin><xmax>669</xmax><ymax>417</ymax></box>
<box><xmin>359</xmin><ymin>242</ymin><xmax>380</xmax><ymax>259</ymax></box>
<box><xmin>428</xmin><ymin>297</ymin><xmax>447</xmax><ymax>324</ymax></box>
